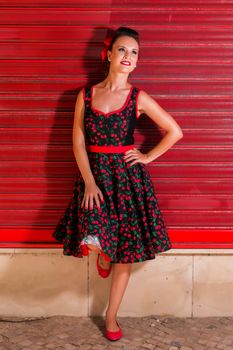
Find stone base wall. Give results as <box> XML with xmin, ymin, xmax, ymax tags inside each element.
<box><xmin>1</xmin><ymin>249</ymin><xmax>233</xmax><ymax>318</ymax></box>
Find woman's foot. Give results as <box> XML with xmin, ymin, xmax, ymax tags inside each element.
<box><xmin>105</xmin><ymin>312</ymin><xmax>120</xmax><ymax>332</ymax></box>
<box><xmin>105</xmin><ymin>318</ymin><xmax>120</xmax><ymax>332</ymax></box>
<box><xmin>96</xmin><ymin>253</ymin><xmax>112</xmax><ymax>278</ymax></box>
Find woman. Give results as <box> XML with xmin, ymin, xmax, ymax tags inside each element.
<box><xmin>52</xmin><ymin>26</ymin><xmax>183</xmax><ymax>341</ymax></box>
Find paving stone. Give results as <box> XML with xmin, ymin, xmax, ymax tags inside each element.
<box><xmin>63</xmin><ymin>344</ymin><xmax>78</xmax><ymax>350</ymax></box>
<box><xmin>0</xmin><ymin>315</ymin><xmax>233</xmax><ymax>349</ymax></box>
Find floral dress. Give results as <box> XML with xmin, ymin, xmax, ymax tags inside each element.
<box><xmin>52</xmin><ymin>85</ymin><xmax>172</xmax><ymax>263</ymax></box>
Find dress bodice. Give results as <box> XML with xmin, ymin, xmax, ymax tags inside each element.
<box><xmin>83</xmin><ymin>86</ymin><xmax>140</xmax><ymax>146</ymax></box>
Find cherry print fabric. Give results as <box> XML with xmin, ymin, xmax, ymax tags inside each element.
<box><xmin>52</xmin><ymin>85</ymin><xmax>172</xmax><ymax>263</ymax></box>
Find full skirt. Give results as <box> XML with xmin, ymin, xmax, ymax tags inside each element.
<box><xmin>52</xmin><ymin>152</ymin><xmax>172</xmax><ymax>263</ymax></box>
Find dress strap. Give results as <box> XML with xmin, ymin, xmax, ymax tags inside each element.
<box><xmin>82</xmin><ymin>87</ymin><xmax>91</xmax><ymax>112</ymax></box>
<box><xmin>132</xmin><ymin>87</ymin><xmax>141</xmax><ymax>119</ymax></box>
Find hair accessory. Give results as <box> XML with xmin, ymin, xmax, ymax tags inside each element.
<box><xmin>101</xmin><ymin>36</ymin><xmax>113</xmax><ymax>61</ymax></box>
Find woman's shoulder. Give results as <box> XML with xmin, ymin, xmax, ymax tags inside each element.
<box><xmin>132</xmin><ymin>85</ymin><xmax>141</xmax><ymax>92</ymax></box>
<box><xmin>132</xmin><ymin>85</ymin><xmax>146</xmax><ymax>98</ymax></box>
<box><xmin>81</xmin><ymin>84</ymin><xmax>92</xmax><ymax>92</ymax></box>
<box><xmin>133</xmin><ymin>86</ymin><xmax>150</xmax><ymax>98</ymax></box>
<box><xmin>79</xmin><ymin>85</ymin><xmax>92</xmax><ymax>96</ymax></box>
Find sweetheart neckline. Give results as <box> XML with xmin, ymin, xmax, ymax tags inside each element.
<box><xmin>90</xmin><ymin>85</ymin><xmax>134</xmax><ymax>117</ymax></box>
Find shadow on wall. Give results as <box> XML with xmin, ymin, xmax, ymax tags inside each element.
<box><xmin>25</xmin><ymin>27</ymin><xmax>112</xmax><ymax>243</ymax></box>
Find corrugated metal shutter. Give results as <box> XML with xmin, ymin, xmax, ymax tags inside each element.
<box><xmin>1</xmin><ymin>0</ymin><xmax>232</xmax><ymax>249</ymax></box>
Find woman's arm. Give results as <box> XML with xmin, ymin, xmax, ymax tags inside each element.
<box><xmin>138</xmin><ymin>90</ymin><xmax>183</xmax><ymax>162</ymax></box>
<box><xmin>72</xmin><ymin>88</ymin><xmax>95</xmax><ymax>185</ymax></box>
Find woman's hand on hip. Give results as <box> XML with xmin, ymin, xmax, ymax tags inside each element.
<box><xmin>123</xmin><ymin>147</ymin><xmax>150</xmax><ymax>166</ymax></box>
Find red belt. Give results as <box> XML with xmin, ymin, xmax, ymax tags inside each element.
<box><xmin>86</xmin><ymin>144</ymin><xmax>135</xmax><ymax>153</ymax></box>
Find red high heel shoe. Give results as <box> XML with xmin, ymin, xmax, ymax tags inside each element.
<box><xmin>96</xmin><ymin>253</ymin><xmax>112</xmax><ymax>278</ymax></box>
<box><xmin>105</xmin><ymin>320</ymin><xmax>123</xmax><ymax>341</ymax></box>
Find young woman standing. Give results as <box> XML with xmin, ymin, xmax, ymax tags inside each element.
<box><xmin>53</xmin><ymin>26</ymin><xmax>183</xmax><ymax>341</ymax></box>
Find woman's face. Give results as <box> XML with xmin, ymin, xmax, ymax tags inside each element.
<box><xmin>107</xmin><ymin>35</ymin><xmax>139</xmax><ymax>74</ymax></box>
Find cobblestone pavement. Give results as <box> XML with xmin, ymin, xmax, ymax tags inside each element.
<box><xmin>0</xmin><ymin>315</ymin><xmax>233</xmax><ymax>350</ymax></box>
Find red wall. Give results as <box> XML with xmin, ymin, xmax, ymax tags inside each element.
<box><xmin>1</xmin><ymin>0</ymin><xmax>233</xmax><ymax>249</ymax></box>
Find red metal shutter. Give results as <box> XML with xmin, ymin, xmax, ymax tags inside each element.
<box><xmin>1</xmin><ymin>0</ymin><xmax>232</xmax><ymax>249</ymax></box>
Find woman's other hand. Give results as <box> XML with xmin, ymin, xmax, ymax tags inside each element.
<box><xmin>81</xmin><ymin>182</ymin><xmax>104</xmax><ymax>210</ymax></box>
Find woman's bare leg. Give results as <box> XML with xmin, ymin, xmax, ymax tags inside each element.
<box><xmin>105</xmin><ymin>263</ymin><xmax>132</xmax><ymax>331</ymax></box>
<box><xmin>86</xmin><ymin>244</ymin><xmax>132</xmax><ymax>330</ymax></box>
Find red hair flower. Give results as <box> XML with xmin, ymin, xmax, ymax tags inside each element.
<box><xmin>101</xmin><ymin>36</ymin><xmax>113</xmax><ymax>61</ymax></box>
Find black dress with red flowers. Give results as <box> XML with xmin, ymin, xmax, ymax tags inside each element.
<box><xmin>52</xmin><ymin>85</ymin><xmax>172</xmax><ymax>263</ymax></box>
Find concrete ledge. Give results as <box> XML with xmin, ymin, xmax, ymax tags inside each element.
<box><xmin>1</xmin><ymin>249</ymin><xmax>233</xmax><ymax>318</ymax></box>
